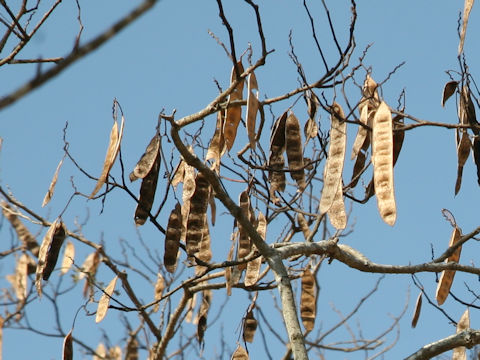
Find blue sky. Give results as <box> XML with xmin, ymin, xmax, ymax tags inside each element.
<box><xmin>1</xmin><ymin>1</ymin><xmax>479</xmax><ymax>359</ymax></box>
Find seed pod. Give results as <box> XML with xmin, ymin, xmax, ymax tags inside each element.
<box><xmin>436</xmin><ymin>226</ymin><xmax>462</xmax><ymax>305</ymax></box>
<box><xmin>96</xmin><ymin>275</ymin><xmax>118</xmax><ymax>323</ymax></box>
<box><xmin>453</xmin><ymin>308</ymin><xmax>470</xmax><ymax>360</ymax></box>
<box><xmin>185</xmin><ymin>293</ymin><xmax>197</xmax><ymax>323</ymax></box>
<box><xmin>319</xmin><ymin>103</ymin><xmax>346</xmax><ymax>214</ymax></box>
<box><xmin>206</xmin><ymin>111</ymin><xmax>226</xmax><ymax>170</ymax></box>
<box><xmin>243</xmin><ymin>308</ymin><xmax>257</xmax><ymax>343</ymax></box>
<box><xmin>186</xmin><ymin>172</ymin><xmax>210</xmax><ymax>256</ymax></box>
<box><xmin>129</xmin><ymin>133</ymin><xmax>161</xmax><ymax>182</ymax></box>
<box><xmin>231</xmin><ymin>345</ymin><xmax>249</xmax><ymax>360</ymax></box>
<box><xmin>42</xmin><ymin>156</ymin><xmax>65</xmax><ymax>207</ymax></box>
<box><xmin>134</xmin><ymin>148</ymin><xmax>161</xmax><ymax>226</ymax></box>
<box><xmin>153</xmin><ymin>273</ymin><xmax>165</xmax><ymax>313</ymax></box>
<box><xmin>441</xmin><ymin>81</ymin><xmax>458</xmax><ymax>107</ymax></box>
<box><xmin>459</xmin><ymin>86</ymin><xmax>478</xmax><ymax>135</ymax></box>
<box><xmin>90</xmin><ymin>116</ymin><xmax>124</xmax><ymax>198</ymax></box>
<box><xmin>35</xmin><ymin>220</ymin><xmax>61</xmax><ymax>296</ymax></box>
<box><xmin>164</xmin><ymin>203</ymin><xmax>182</xmax><ymax>273</ymax></box>
<box><xmin>327</xmin><ymin>180</ymin><xmax>346</xmax><ymax>230</ymax></box>
<box><xmin>93</xmin><ymin>343</ymin><xmax>107</xmax><ymax>360</ymax></box>
<box><xmin>246</xmin><ymin>71</ymin><xmax>259</xmax><ymax>149</ymax></box>
<box><xmin>182</xmin><ymin>160</ymin><xmax>196</xmax><ymax>204</ymax></box>
<box><xmin>372</xmin><ymin>101</ymin><xmax>396</xmax><ymax>226</ymax></box>
<box><xmin>268</xmin><ymin>111</ymin><xmax>288</xmax><ymax>203</ymax></box>
<box><xmin>245</xmin><ymin>212</ymin><xmax>266</xmax><ymax>286</ymax></box>
<box><xmin>351</xmin><ymin>99</ymin><xmax>370</xmax><ymax>161</ymax></box>
<box><xmin>2</xmin><ymin>202</ymin><xmax>39</xmax><ymax>257</ymax></box>
<box><xmin>237</xmin><ymin>191</ymin><xmax>251</xmax><ymax>270</ymax></box>
<box><xmin>225</xmin><ymin>233</ymin><xmax>236</xmax><ymax>296</ymax></box>
<box><xmin>125</xmin><ymin>334</ymin><xmax>139</xmax><ymax>360</ymax></box>
<box><xmin>285</xmin><ymin>112</ymin><xmax>306</xmax><ymax>190</ymax></box>
<box><xmin>171</xmin><ymin>160</ymin><xmax>185</xmax><ymax>189</ymax></box>
<box><xmin>108</xmin><ymin>346</ymin><xmax>122</xmax><ymax>360</ymax></box>
<box><xmin>81</xmin><ymin>251</ymin><xmax>100</xmax><ymax>299</ymax></box>
<box><xmin>60</xmin><ymin>241</ymin><xmax>75</xmax><ymax>275</ymax></box>
<box><xmin>62</xmin><ymin>330</ymin><xmax>73</xmax><ymax>360</ymax></box>
<box><xmin>411</xmin><ymin>291</ymin><xmax>422</xmax><ymax>328</ymax></box>
<box><xmin>42</xmin><ymin>221</ymin><xmax>67</xmax><ymax>281</ymax></box>
<box><xmin>473</xmin><ymin>138</ymin><xmax>480</xmax><ymax>186</ymax></box>
<box><xmin>300</xmin><ymin>268</ymin><xmax>316</xmax><ymax>331</ymax></box>
<box><xmin>454</xmin><ymin>130</ymin><xmax>471</xmax><ymax>195</ymax></box>
<box><xmin>459</xmin><ymin>0</ymin><xmax>474</xmax><ymax>55</ymax></box>
<box><xmin>224</xmin><ymin>61</ymin><xmax>245</xmax><ymax>151</ymax></box>
<box><xmin>297</xmin><ymin>213</ymin><xmax>311</xmax><ymax>241</ymax></box>
<box><xmin>196</xmin><ymin>290</ymin><xmax>212</xmax><ymax>346</ymax></box>
<box><xmin>195</xmin><ymin>219</ymin><xmax>212</xmax><ymax>276</ymax></box>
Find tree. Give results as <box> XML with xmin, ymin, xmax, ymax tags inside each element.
<box><xmin>1</xmin><ymin>0</ymin><xmax>480</xmax><ymax>359</ymax></box>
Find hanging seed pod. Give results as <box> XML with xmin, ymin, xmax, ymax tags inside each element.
<box><xmin>2</xmin><ymin>202</ymin><xmax>39</xmax><ymax>257</ymax></box>
<box><xmin>185</xmin><ymin>293</ymin><xmax>197</xmax><ymax>323</ymax></box>
<box><xmin>411</xmin><ymin>291</ymin><xmax>422</xmax><ymax>328</ymax></box>
<box><xmin>351</xmin><ymin>99</ymin><xmax>370</xmax><ymax>161</ymax></box>
<box><xmin>96</xmin><ymin>275</ymin><xmax>118</xmax><ymax>323</ymax></box>
<box><xmin>134</xmin><ymin>148</ymin><xmax>161</xmax><ymax>226</ymax></box>
<box><xmin>243</xmin><ymin>308</ymin><xmax>257</xmax><ymax>343</ymax></box>
<box><xmin>196</xmin><ymin>290</ymin><xmax>212</xmax><ymax>346</ymax></box>
<box><xmin>245</xmin><ymin>211</ymin><xmax>266</xmax><ymax>286</ymax></box>
<box><xmin>81</xmin><ymin>251</ymin><xmax>101</xmax><ymax>299</ymax></box>
<box><xmin>459</xmin><ymin>0</ymin><xmax>474</xmax><ymax>55</ymax></box>
<box><xmin>164</xmin><ymin>203</ymin><xmax>182</xmax><ymax>273</ymax></box>
<box><xmin>453</xmin><ymin>308</ymin><xmax>470</xmax><ymax>360</ymax></box>
<box><xmin>224</xmin><ymin>60</ymin><xmax>245</xmax><ymax>151</ymax></box>
<box><xmin>90</xmin><ymin>116</ymin><xmax>124</xmax><ymax>198</ymax></box>
<box><xmin>319</xmin><ymin>103</ymin><xmax>346</xmax><ymax>214</ymax></box>
<box><xmin>129</xmin><ymin>133</ymin><xmax>161</xmax><ymax>182</ymax></box>
<box><xmin>171</xmin><ymin>160</ymin><xmax>185</xmax><ymax>189</ymax></box>
<box><xmin>93</xmin><ymin>343</ymin><xmax>107</xmax><ymax>360</ymax></box>
<box><xmin>186</xmin><ymin>172</ymin><xmax>210</xmax><ymax>256</ymax></box>
<box><xmin>246</xmin><ymin>71</ymin><xmax>259</xmax><ymax>149</ymax></box>
<box><xmin>42</xmin><ymin>221</ymin><xmax>67</xmax><ymax>281</ymax></box>
<box><xmin>436</xmin><ymin>226</ymin><xmax>462</xmax><ymax>305</ymax></box>
<box><xmin>455</xmin><ymin>130</ymin><xmax>472</xmax><ymax>195</ymax></box>
<box><xmin>350</xmin><ymin>137</ymin><xmax>370</xmax><ymax>188</ymax></box>
<box><xmin>268</xmin><ymin>110</ymin><xmax>288</xmax><ymax>202</ymax></box>
<box><xmin>441</xmin><ymin>81</ymin><xmax>458</xmax><ymax>107</ymax></box>
<box><xmin>62</xmin><ymin>330</ymin><xmax>73</xmax><ymax>360</ymax></box>
<box><xmin>42</xmin><ymin>156</ymin><xmax>65</xmax><ymax>207</ymax></box>
<box><xmin>297</xmin><ymin>213</ymin><xmax>311</xmax><ymax>241</ymax></box>
<box><xmin>300</xmin><ymin>268</ymin><xmax>316</xmax><ymax>331</ymax></box>
<box><xmin>225</xmin><ymin>233</ymin><xmax>236</xmax><ymax>296</ymax></box>
<box><xmin>60</xmin><ymin>241</ymin><xmax>75</xmax><ymax>275</ymax></box>
<box><xmin>195</xmin><ymin>219</ymin><xmax>212</xmax><ymax>276</ymax></box>
<box><xmin>206</xmin><ymin>111</ymin><xmax>226</xmax><ymax>170</ymax></box>
<box><xmin>327</xmin><ymin>180</ymin><xmax>346</xmax><ymax>230</ymax></box>
<box><xmin>237</xmin><ymin>191</ymin><xmax>251</xmax><ymax>270</ymax></box>
<box><xmin>231</xmin><ymin>345</ymin><xmax>249</xmax><ymax>360</ymax></box>
<box><xmin>285</xmin><ymin>112</ymin><xmax>306</xmax><ymax>190</ymax></box>
<box><xmin>372</xmin><ymin>101</ymin><xmax>396</xmax><ymax>226</ymax></box>
<box><xmin>153</xmin><ymin>273</ymin><xmax>165</xmax><ymax>313</ymax></box>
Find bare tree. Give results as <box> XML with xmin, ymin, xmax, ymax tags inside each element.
<box><xmin>1</xmin><ymin>1</ymin><xmax>480</xmax><ymax>359</ymax></box>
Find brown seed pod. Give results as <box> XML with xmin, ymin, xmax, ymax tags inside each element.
<box><xmin>171</xmin><ymin>159</ymin><xmax>185</xmax><ymax>189</ymax></box>
<box><xmin>90</xmin><ymin>116</ymin><xmax>124</xmax><ymax>198</ymax></box>
<box><xmin>285</xmin><ymin>112</ymin><xmax>306</xmax><ymax>190</ymax></box>
<box><xmin>459</xmin><ymin>0</ymin><xmax>474</xmax><ymax>55</ymax></box>
<box><xmin>164</xmin><ymin>203</ymin><xmax>182</xmax><ymax>273</ymax></box>
<box><xmin>246</xmin><ymin>71</ymin><xmax>259</xmax><ymax>149</ymax></box>
<box><xmin>225</xmin><ymin>233</ymin><xmax>236</xmax><ymax>296</ymax></box>
<box><xmin>237</xmin><ymin>191</ymin><xmax>252</xmax><ymax>270</ymax></box>
<box><xmin>153</xmin><ymin>273</ymin><xmax>165</xmax><ymax>313</ymax></box>
<box><xmin>42</xmin><ymin>221</ymin><xmax>67</xmax><ymax>281</ymax></box>
<box><xmin>441</xmin><ymin>81</ymin><xmax>458</xmax><ymax>107</ymax></box>
<box><xmin>224</xmin><ymin>61</ymin><xmax>245</xmax><ymax>151</ymax></box>
<box><xmin>186</xmin><ymin>172</ymin><xmax>210</xmax><ymax>256</ymax></box>
<box><xmin>129</xmin><ymin>134</ymin><xmax>161</xmax><ymax>182</ymax></box>
<box><xmin>245</xmin><ymin>211</ymin><xmax>266</xmax><ymax>286</ymax></box>
<box><xmin>372</xmin><ymin>101</ymin><xmax>396</xmax><ymax>226</ymax></box>
<box><xmin>195</xmin><ymin>219</ymin><xmax>212</xmax><ymax>276</ymax></box>
<box><xmin>327</xmin><ymin>180</ymin><xmax>346</xmax><ymax>230</ymax></box>
<box><xmin>455</xmin><ymin>130</ymin><xmax>472</xmax><ymax>195</ymax></box>
<box><xmin>80</xmin><ymin>251</ymin><xmax>101</xmax><ymax>299</ymax></box>
<box><xmin>297</xmin><ymin>213</ymin><xmax>311</xmax><ymax>241</ymax></box>
<box><xmin>351</xmin><ymin>99</ymin><xmax>370</xmax><ymax>161</ymax></box>
<box><xmin>60</xmin><ymin>241</ymin><xmax>75</xmax><ymax>275</ymax></box>
<box><xmin>42</xmin><ymin>156</ymin><xmax>65</xmax><ymax>207</ymax></box>
<box><xmin>300</xmin><ymin>268</ymin><xmax>316</xmax><ymax>331</ymax></box>
<box><xmin>453</xmin><ymin>308</ymin><xmax>470</xmax><ymax>360</ymax></box>
<box><xmin>436</xmin><ymin>226</ymin><xmax>462</xmax><ymax>305</ymax></box>
<box><xmin>243</xmin><ymin>308</ymin><xmax>258</xmax><ymax>343</ymax></box>
<box><xmin>231</xmin><ymin>345</ymin><xmax>249</xmax><ymax>360</ymax></box>
<box><xmin>196</xmin><ymin>290</ymin><xmax>212</xmax><ymax>346</ymax></box>
<box><xmin>2</xmin><ymin>202</ymin><xmax>39</xmax><ymax>257</ymax></box>
<box><xmin>134</xmin><ymin>148</ymin><xmax>161</xmax><ymax>226</ymax></box>
<box><xmin>35</xmin><ymin>220</ymin><xmax>61</xmax><ymax>296</ymax></box>
<box><xmin>206</xmin><ymin>111</ymin><xmax>227</xmax><ymax>170</ymax></box>
<box><xmin>62</xmin><ymin>330</ymin><xmax>73</xmax><ymax>360</ymax></box>
<box><xmin>96</xmin><ymin>275</ymin><xmax>118</xmax><ymax>323</ymax></box>
<box><xmin>268</xmin><ymin>110</ymin><xmax>288</xmax><ymax>202</ymax></box>
<box><xmin>320</xmin><ymin>103</ymin><xmax>346</xmax><ymax>214</ymax></box>
<box><xmin>411</xmin><ymin>291</ymin><xmax>422</xmax><ymax>328</ymax></box>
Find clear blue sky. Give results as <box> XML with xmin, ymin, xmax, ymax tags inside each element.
<box><xmin>1</xmin><ymin>1</ymin><xmax>479</xmax><ymax>359</ymax></box>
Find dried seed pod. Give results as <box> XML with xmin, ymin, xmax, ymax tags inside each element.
<box><xmin>196</xmin><ymin>290</ymin><xmax>212</xmax><ymax>346</ymax></box>
<box><xmin>411</xmin><ymin>291</ymin><xmax>422</xmax><ymax>328</ymax></box>
<box><xmin>459</xmin><ymin>86</ymin><xmax>478</xmax><ymax>134</ymax></box>
<box><xmin>453</xmin><ymin>308</ymin><xmax>470</xmax><ymax>360</ymax></box>
<box><xmin>454</xmin><ymin>130</ymin><xmax>472</xmax><ymax>195</ymax></box>
<box><xmin>134</xmin><ymin>148</ymin><xmax>161</xmax><ymax>226</ymax></box>
<box><xmin>350</xmin><ymin>139</ymin><xmax>369</xmax><ymax>188</ymax></box>
<box><xmin>300</xmin><ymin>268</ymin><xmax>316</xmax><ymax>331</ymax></box>
<box><xmin>245</xmin><ymin>212</ymin><xmax>266</xmax><ymax>286</ymax></box>
<box><xmin>327</xmin><ymin>180</ymin><xmax>346</xmax><ymax>230</ymax></box>
<box><xmin>62</xmin><ymin>330</ymin><xmax>73</xmax><ymax>360</ymax></box>
<box><xmin>441</xmin><ymin>81</ymin><xmax>458</xmax><ymax>107</ymax></box>
<box><xmin>246</xmin><ymin>71</ymin><xmax>259</xmax><ymax>149</ymax></box>
<box><xmin>319</xmin><ymin>103</ymin><xmax>346</xmax><ymax>214</ymax></box>
<box><xmin>129</xmin><ymin>134</ymin><xmax>161</xmax><ymax>182</ymax></box>
<box><xmin>182</xmin><ymin>159</ymin><xmax>196</xmax><ymax>204</ymax></box>
<box><xmin>237</xmin><ymin>191</ymin><xmax>252</xmax><ymax>270</ymax></box>
<box><xmin>125</xmin><ymin>335</ymin><xmax>139</xmax><ymax>360</ymax></box>
<box><xmin>225</xmin><ymin>233</ymin><xmax>236</xmax><ymax>296</ymax></box>
<box><xmin>206</xmin><ymin>112</ymin><xmax>227</xmax><ymax>171</ymax></box>
<box><xmin>171</xmin><ymin>160</ymin><xmax>185</xmax><ymax>189</ymax></box>
<box><xmin>209</xmin><ymin>191</ymin><xmax>216</xmax><ymax>226</ymax></box>
<box><xmin>90</xmin><ymin>116</ymin><xmax>124</xmax><ymax>198</ymax></box>
<box><xmin>186</xmin><ymin>172</ymin><xmax>210</xmax><ymax>256</ymax></box>
<box><xmin>473</xmin><ymin>138</ymin><xmax>480</xmax><ymax>186</ymax></box>
<box><xmin>153</xmin><ymin>273</ymin><xmax>165</xmax><ymax>313</ymax></box>
<box><xmin>93</xmin><ymin>343</ymin><xmax>107</xmax><ymax>360</ymax></box>
<box><xmin>372</xmin><ymin>101</ymin><xmax>396</xmax><ymax>226</ymax></box>
<box><xmin>78</xmin><ymin>251</ymin><xmax>100</xmax><ymax>280</ymax></box>
<box><xmin>351</xmin><ymin>99</ymin><xmax>370</xmax><ymax>161</ymax></box>
<box><xmin>297</xmin><ymin>213</ymin><xmax>311</xmax><ymax>241</ymax></box>
<box><xmin>363</xmin><ymin>74</ymin><xmax>379</xmax><ymax>100</ymax></box>
<box><xmin>195</xmin><ymin>219</ymin><xmax>212</xmax><ymax>276</ymax></box>
<box><xmin>7</xmin><ymin>254</ymin><xmax>30</xmax><ymax>301</ymax></box>
<box><xmin>224</xmin><ymin>60</ymin><xmax>245</xmax><ymax>150</ymax></box>
<box><xmin>108</xmin><ymin>346</ymin><xmax>122</xmax><ymax>360</ymax></box>
<box><xmin>243</xmin><ymin>308</ymin><xmax>257</xmax><ymax>343</ymax></box>
<box><xmin>459</xmin><ymin>0</ymin><xmax>474</xmax><ymax>55</ymax></box>
<box><xmin>164</xmin><ymin>203</ymin><xmax>182</xmax><ymax>273</ymax></box>
<box><xmin>268</xmin><ymin>111</ymin><xmax>288</xmax><ymax>202</ymax></box>
<box><xmin>35</xmin><ymin>220</ymin><xmax>61</xmax><ymax>296</ymax></box>
<box><xmin>42</xmin><ymin>156</ymin><xmax>65</xmax><ymax>207</ymax></box>
<box><xmin>285</xmin><ymin>112</ymin><xmax>306</xmax><ymax>190</ymax></box>
<box><xmin>185</xmin><ymin>293</ymin><xmax>197</xmax><ymax>323</ymax></box>
<box><xmin>436</xmin><ymin>226</ymin><xmax>462</xmax><ymax>305</ymax></box>
<box><xmin>96</xmin><ymin>275</ymin><xmax>118</xmax><ymax>323</ymax></box>
<box><xmin>60</xmin><ymin>241</ymin><xmax>75</xmax><ymax>275</ymax></box>
<box><xmin>42</xmin><ymin>221</ymin><xmax>67</xmax><ymax>281</ymax></box>
<box><xmin>231</xmin><ymin>345</ymin><xmax>249</xmax><ymax>360</ymax></box>
<box><xmin>2</xmin><ymin>202</ymin><xmax>39</xmax><ymax>257</ymax></box>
